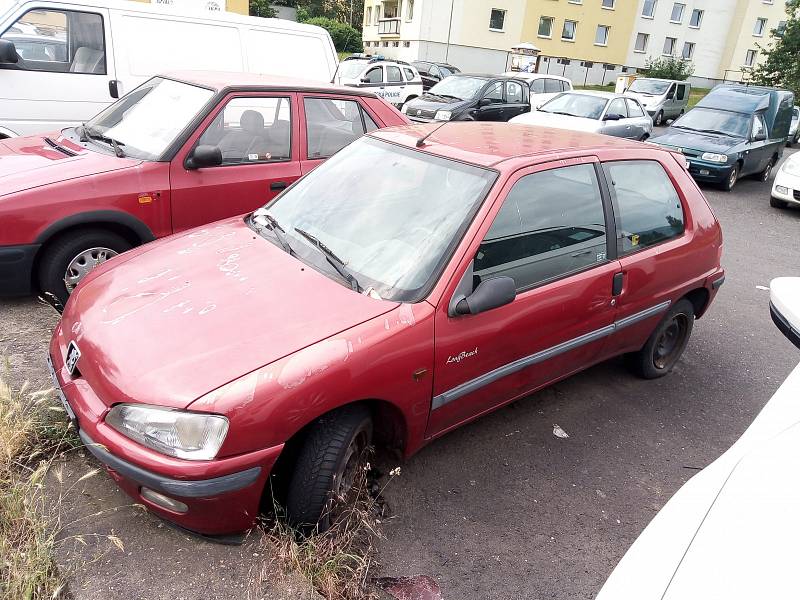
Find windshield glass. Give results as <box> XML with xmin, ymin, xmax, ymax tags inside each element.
<box><xmin>672</xmin><ymin>108</ymin><xmax>750</xmax><ymax>137</ymax></box>
<box><xmin>428</xmin><ymin>76</ymin><xmax>487</xmax><ymax>100</ymax></box>
<box><xmin>258</xmin><ymin>137</ymin><xmax>497</xmax><ymax>301</ymax></box>
<box><xmin>627</xmin><ymin>79</ymin><xmax>671</xmax><ymax>95</ymax></box>
<box><xmin>337</xmin><ymin>60</ymin><xmax>367</xmax><ymax>79</ymax></box>
<box><xmin>84</xmin><ymin>77</ymin><xmax>214</xmax><ymax>160</ymax></box>
<box><xmin>539</xmin><ymin>93</ymin><xmax>608</xmax><ymax>119</ymax></box>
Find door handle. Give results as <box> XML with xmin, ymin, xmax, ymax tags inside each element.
<box><xmin>270</xmin><ymin>181</ymin><xmax>287</xmax><ymax>191</ymax></box>
<box><xmin>612</xmin><ymin>272</ymin><xmax>624</xmax><ymax>297</ymax></box>
<box><xmin>109</xmin><ymin>79</ymin><xmax>121</xmax><ymax>99</ymax></box>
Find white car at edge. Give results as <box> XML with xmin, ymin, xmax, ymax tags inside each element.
<box><xmin>770</xmin><ymin>150</ymin><xmax>800</xmax><ymax>209</ymax></box>
<box><xmin>597</xmin><ymin>276</ymin><xmax>800</xmax><ymax>600</ymax></box>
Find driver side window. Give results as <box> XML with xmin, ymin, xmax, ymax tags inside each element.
<box><xmin>364</xmin><ymin>67</ymin><xmax>383</xmax><ymax>83</ymax></box>
<box><xmin>607</xmin><ymin>98</ymin><xmax>628</xmax><ymax>118</ymax></box>
<box><xmin>752</xmin><ymin>114</ymin><xmax>767</xmax><ymax>139</ymax></box>
<box><xmin>483</xmin><ymin>81</ymin><xmax>504</xmax><ymax>102</ymax></box>
<box><xmin>196</xmin><ymin>96</ymin><xmax>292</xmax><ymax>166</ymax></box>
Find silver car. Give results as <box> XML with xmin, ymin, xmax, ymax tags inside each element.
<box><xmin>510</xmin><ymin>91</ymin><xmax>653</xmax><ymax>141</ymax></box>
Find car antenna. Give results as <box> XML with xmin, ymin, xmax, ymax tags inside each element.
<box><xmin>416</xmin><ymin>121</ymin><xmax>450</xmax><ymax>147</ymax></box>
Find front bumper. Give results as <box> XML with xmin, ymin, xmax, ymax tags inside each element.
<box><xmin>686</xmin><ymin>160</ymin><xmax>733</xmax><ymax>184</ymax></box>
<box><xmin>771</xmin><ymin>170</ymin><xmax>800</xmax><ymax>205</ymax></box>
<box><xmin>48</xmin><ymin>325</ymin><xmax>283</xmax><ymax>535</ymax></box>
<box><xmin>0</xmin><ymin>243</ymin><xmax>39</xmax><ymax>296</ymax></box>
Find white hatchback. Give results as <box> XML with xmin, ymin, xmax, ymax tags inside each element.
<box><xmin>503</xmin><ymin>72</ymin><xmax>573</xmax><ymax>109</ymax></box>
<box><xmin>335</xmin><ymin>58</ymin><xmax>424</xmax><ymax>108</ymax></box>
<box><xmin>770</xmin><ymin>151</ymin><xmax>800</xmax><ymax>209</ymax></box>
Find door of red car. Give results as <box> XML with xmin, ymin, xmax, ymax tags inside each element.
<box><xmin>169</xmin><ymin>92</ymin><xmax>302</xmax><ymax>233</ymax></box>
<box><xmin>299</xmin><ymin>94</ymin><xmax>383</xmax><ymax>174</ymax></box>
<box><xmin>427</xmin><ymin>158</ymin><xmax>621</xmax><ymax>437</ymax></box>
<box><xmin>600</xmin><ymin>158</ymin><xmax>693</xmax><ymax>357</ymax></box>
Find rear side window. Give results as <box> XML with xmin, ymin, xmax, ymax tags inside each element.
<box><xmin>2</xmin><ymin>9</ymin><xmax>105</xmax><ymax>74</ymax></box>
<box><xmin>506</xmin><ymin>81</ymin><xmax>524</xmax><ymax>103</ymax></box>
<box><xmin>403</xmin><ymin>67</ymin><xmax>416</xmax><ymax>81</ymax></box>
<box><xmin>676</xmin><ymin>84</ymin><xmax>687</xmax><ymax>101</ymax></box>
<box><xmin>304</xmin><ymin>97</ymin><xmax>370</xmax><ymax>159</ymax></box>
<box><xmin>604</xmin><ymin>160</ymin><xmax>684</xmax><ymax>255</ymax></box>
<box><xmin>562</xmin><ymin>80</ymin><xmax>572</xmax><ymax>91</ymax></box>
<box><xmin>386</xmin><ymin>66</ymin><xmax>402</xmax><ymax>82</ymax></box>
<box><xmin>626</xmin><ymin>99</ymin><xmax>645</xmax><ymax>117</ymax></box>
<box><xmin>474</xmin><ymin>164</ymin><xmax>608</xmax><ymax>290</ymax></box>
<box><xmin>531</xmin><ymin>78</ymin><xmax>545</xmax><ymax>93</ymax></box>
<box><xmin>544</xmin><ymin>79</ymin><xmax>562</xmax><ymax>93</ymax></box>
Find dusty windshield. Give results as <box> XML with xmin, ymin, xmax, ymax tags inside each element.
<box><xmin>672</xmin><ymin>108</ymin><xmax>750</xmax><ymax>138</ymax></box>
<box><xmin>84</xmin><ymin>77</ymin><xmax>214</xmax><ymax>160</ymax></box>
<box><xmin>254</xmin><ymin>137</ymin><xmax>497</xmax><ymax>301</ymax></box>
<box><xmin>627</xmin><ymin>79</ymin><xmax>671</xmax><ymax>95</ymax></box>
<box><xmin>428</xmin><ymin>76</ymin><xmax>487</xmax><ymax>100</ymax></box>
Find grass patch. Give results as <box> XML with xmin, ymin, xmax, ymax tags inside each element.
<box><xmin>256</xmin><ymin>463</ymin><xmax>400</xmax><ymax>600</ymax></box>
<box><xmin>0</xmin><ymin>361</ymin><xmax>79</xmax><ymax>600</ymax></box>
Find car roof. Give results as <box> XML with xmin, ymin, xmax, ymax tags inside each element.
<box><xmin>503</xmin><ymin>72</ymin><xmax>570</xmax><ymax>82</ymax></box>
<box><xmin>564</xmin><ymin>90</ymin><xmax>619</xmax><ymax>99</ymax></box>
<box><xmin>370</xmin><ymin>122</ymin><xmax>650</xmax><ymax>169</ymax></box>
<box><xmin>161</xmin><ymin>71</ymin><xmax>379</xmax><ymax>98</ymax></box>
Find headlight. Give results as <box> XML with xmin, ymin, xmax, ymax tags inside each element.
<box><xmin>781</xmin><ymin>159</ymin><xmax>800</xmax><ymax>176</ymax></box>
<box><xmin>434</xmin><ymin>110</ymin><xmax>452</xmax><ymax>121</ymax></box>
<box><xmin>701</xmin><ymin>152</ymin><xmax>728</xmax><ymax>164</ymax></box>
<box><xmin>106</xmin><ymin>404</ymin><xmax>229</xmax><ymax>461</ymax></box>
<box><xmin>401</xmin><ymin>104</ymin><xmax>409</xmax><ymax>114</ymax></box>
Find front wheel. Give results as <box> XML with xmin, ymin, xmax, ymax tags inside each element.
<box><xmin>720</xmin><ymin>165</ymin><xmax>739</xmax><ymax>192</ymax></box>
<box><xmin>286</xmin><ymin>404</ymin><xmax>373</xmax><ymax>533</ymax></box>
<box><xmin>627</xmin><ymin>299</ymin><xmax>695</xmax><ymax>379</ymax></box>
<box><xmin>654</xmin><ymin>111</ymin><xmax>664</xmax><ymax>127</ymax></box>
<box><xmin>38</xmin><ymin>229</ymin><xmax>132</xmax><ymax>307</ymax></box>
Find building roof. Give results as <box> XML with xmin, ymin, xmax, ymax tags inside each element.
<box><xmin>370</xmin><ymin>122</ymin><xmax>648</xmax><ymax>168</ymax></box>
<box><xmin>162</xmin><ymin>71</ymin><xmax>378</xmax><ymax>97</ymax></box>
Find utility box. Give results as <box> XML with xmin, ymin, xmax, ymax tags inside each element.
<box><xmin>615</xmin><ymin>74</ymin><xmax>637</xmax><ymax>94</ymax></box>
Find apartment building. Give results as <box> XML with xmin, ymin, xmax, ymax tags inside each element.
<box><xmin>627</xmin><ymin>0</ymin><xmax>789</xmax><ymax>87</ymax></box>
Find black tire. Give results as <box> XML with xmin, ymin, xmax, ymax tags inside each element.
<box><xmin>756</xmin><ymin>156</ymin><xmax>776</xmax><ymax>182</ymax></box>
<box><xmin>286</xmin><ymin>404</ymin><xmax>373</xmax><ymax>532</ymax></box>
<box><xmin>654</xmin><ymin>111</ymin><xmax>664</xmax><ymax>127</ymax></box>
<box><xmin>720</xmin><ymin>164</ymin><xmax>739</xmax><ymax>192</ymax></box>
<box><xmin>627</xmin><ymin>299</ymin><xmax>695</xmax><ymax>380</ymax></box>
<box><xmin>38</xmin><ymin>229</ymin><xmax>131</xmax><ymax>306</ymax></box>
<box><xmin>639</xmin><ymin>133</ymin><xmax>650</xmax><ymax>142</ymax></box>
<box><xmin>771</xmin><ymin>196</ymin><xmax>788</xmax><ymax>209</ymax></box>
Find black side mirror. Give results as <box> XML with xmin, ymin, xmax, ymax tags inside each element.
<box><xmin>479</xmin><ymin>98</ymin><xmax>493</xmax><ymax>107</ymax></box>
<box><xmin>603</xmin><ymin>113</ymin><xmax>622</xmax><ymax>121</ymax></box>
<box><xmin>454</xmin><ymin>277</ymin><xmax>516</xmax><ymax>315</ymax></box>
<box><xmin>186</xmin><ymin>145</ymin><xmax>222</xmax><ymax>169</ymax></box>
<box><xmin>753</xmin><ymin>131</ymin><xmax>767</xmax><ymax>142</ymax></box>
<box><xmin>0</xmin><ymin>39</ymin><xmax>19</xmax><ymax>64</ymax></box>
<box><xmin>361</xmin><ymin>77</ymin><xmax>371</xmax><ymax>83</ymax></box>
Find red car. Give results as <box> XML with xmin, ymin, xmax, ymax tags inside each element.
<box><xmin>0</xmin><ymin>72</ymin><xmax>407</xmax><ymax>304</ymax></box>
<box><xmin>49</xmin><ymin>123</ymin><xmax>724</xmax><ymax>536</ymax></box>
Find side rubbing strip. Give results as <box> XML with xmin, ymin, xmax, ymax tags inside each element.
<box><xmin>431</xmin><ymin>300</ymin><xmax>672</xmax><ymax>411</ymax></box>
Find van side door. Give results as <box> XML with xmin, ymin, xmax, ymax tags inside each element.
<box><xmin>0</xmin><ymin>4</ymin><xmax>115</xmax><ymax>137</ymax></box>
<box><xmin>168</xmin><ymin>92</ymin><xmax>302</xmax><ymax>233</ymax></box>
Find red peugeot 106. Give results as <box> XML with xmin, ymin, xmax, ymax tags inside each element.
<box><xmin>49</xmin><ymin>123</ymin><xmax>724</xmax><ymax>536</ymax></box>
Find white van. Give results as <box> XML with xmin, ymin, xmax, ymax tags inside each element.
<box><xmin>0</xmin><ymin>0</ymin><xmax>338</xmax><ymax>137</ymax></box>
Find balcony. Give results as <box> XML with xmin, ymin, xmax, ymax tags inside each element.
<box><xmin>378</xmin><ymin>18</ymin><xmax>401</xmax><ymax>35</ymax></box>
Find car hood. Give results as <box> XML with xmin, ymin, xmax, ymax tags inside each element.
<box><xmin>406</xmin><ymin>95</ymin><xmax>471</xmax><ymax>111</ymax></box>
<box><xmin>652</xmin><ymin>128</ymin><xmax>743</xmax><ymax>154</ymax></box>
<box><xmin>0</xmin><ymin>131</ymin><xmax>138</xmax><ymax>197</ymax></box>
<box><xmin>60</xmin><ymin>217</ymin><xmax>398</xmax><ymax>410</ymax></box>
<box><xmin>597</xmin><ymin>360</ymin><xmax>800</xmax><ymax>600</ymax></box>
<box><xmin>625</xmin><ymin>91</ymin><xmax>664</xmax><ymax>107</ymax></box>
<box><xmin>510</xmin><ymin>110</ymin><xmax>601</xmax><ymax>132</ymax></box>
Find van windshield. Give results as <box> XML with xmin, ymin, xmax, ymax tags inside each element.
<box><xmin>83</xmin><ymin>77</ymin><xmax>214</xmax><ymax>160</ymax></box>
<box><xmin>252</xmin><ymin>137</ymin><xmax>497</xmax><ymax>302</ymax></box>
<box><xmin>672</xmin><ymin>107</ymin><xmax>750</xmax><ymax>138</ymax></box>
<box><xmin>628</xmin><ymin>80</ymin><xmax>671</xmax><ymax>96</ymax></box>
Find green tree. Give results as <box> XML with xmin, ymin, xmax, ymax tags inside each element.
<box><xmin>642</xmin><ymin>56</ymin><xmax>695</xmax><ymax>80</ymax></box>
<box><xmin>249</xmin><ymin>0</ymin><xmax>275</xmax><ymax>18</ymax></box>
<box><xmin>303</xmin><ymin>15</ymin><xmax>363</xmax><ymax>52</ymax></box>
<box><xmin>751</xmin><ymin>0</ymin><xmax>800</xmax><ymax>98</ymax></box>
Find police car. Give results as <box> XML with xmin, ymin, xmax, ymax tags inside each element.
<box><xmin>334</xmin><ymin>56</ymin><xmax>424</xmax><ymax>108</ymax></box>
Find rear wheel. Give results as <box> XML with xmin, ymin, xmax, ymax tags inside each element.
<box><xmin>627</xmin><ymin>299</ymin><xmax>695</xmax><ymax>379</ymax></box>
<box><xmin>771</xmin><ymin>196</ymin><xmax>788</xmax><ymax>209</ymax></box>
<box><xmin>38</xmin><ymin>229</ymin><xmax>131</xmax><ymax>306</ymax></box>
<box><xmin>757</xmin><ymin>156</ymin><xmax>776</xmax><ymax>182</ymax></box>
<box><xmin>286</xmin><ymin>404</ymin><xmax>373</xmax><ymax>533</ymax></box>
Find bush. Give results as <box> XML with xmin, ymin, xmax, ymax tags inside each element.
<box><xmin>303</xmin><ymin>16</ymin><xmax>363</xmax><ymax>53</ymax></box>
<box><xmin>642</xmin><ymin>56</ymin><xmax>695</xmax><ymax>80</ymax></box>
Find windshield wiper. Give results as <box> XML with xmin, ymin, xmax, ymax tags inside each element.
<box><xmin>696</xmin><ymin>128</ymin><xmax>737</xmax><ymax>137</ymax></box>
<box><xmin>84</xmin><ymin>126</ymin><xmax>126</xmax><ymax>158</ymax></box>
<box><xmin>436</xmin><ymin>93</ymin><xmax>463</xmax><ymax>101</ymax></box>
<box><xmin>252</xmin><ymin>209</ymin><xmax>295</xmax><ymax>256</ymax></box>
<box><xmin>293</xmin><ymin>227</ymin><xmax>362</xmax><ymax>292</ymax></box>
<box><xmin>547</xmin><ymin>110</ymin><xmax>577</xmax><ymax>117</ymax></box>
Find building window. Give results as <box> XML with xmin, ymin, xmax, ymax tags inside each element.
<box><xmin>595</xmin><ymin>25</ymin><xmax>610</xmax><ymax>46</ymax></box>
<box><xmin>689</xmin><ymin>9</ymin><xmax>703</xmax><ymax>28</ymax></box>
<box><xmin>568</xmin><ymin>0</ymin><xmax>582</xmax><ymax>4</ymax></box>
<box><xmin>374</xmin><ymin>5</ymin><xmax>380</xmax><ymax>24</ymax></box>
<box><xmin>634</xmin><ymin>32</ymin><xmax>649</xmax><ymax>52</ymax></box>
<box><xmin>745</xmin><ymin>49</ymin><xmax>757</xmax><ymax>66</ymax></box>
<box><xmin>753</xmin><ymin>18</ymin><xmax>767</xmax><ymax>36</ymax></box>
<box><xmin>383</xmin><ymin>41</ymin><xmax>388</xmax><ymax>47</ymax></box>
<box><xmin>392</xmin><ymin>41</ymin><xmax>399</xmax><ymax>47</ymax></box>
<box><xmin>670</xmin><ymin>3</ymin><xmax>685</xmax><ymax>23</ymax></box>
<box><xmin>558</xmin><ymin>58</ymin><xmax>571</xmax><ymax>65</ymax></box>
<box><xmin>538</xmin><ymin>16</ymin><xmax>554</xmax><ymax>37</ymax></box>
<box><xmin>365</xmin><ymin>6</ymin><xmax>371</xmax><ymax>25</ymax></box>
<box><xmin>602</xmin><ymin>0</ymin><xmax>615</xmax><ymax>8</ymax></box>
<box><xmin>582</xmin><ymin>61</ymin><xmax>594</xmax><ymax>68</ymax></box>
<box><xmin>407</xmin><ymin>0</ymin><xmax>414</xmax><ymax>20</ymax></box>
<box><xmin>562</xmin><ymin>20</ymin><xmax>577</xmax><ymax>41</ymax></box>
<box><xmin>777</xmin><ymin>20</ymin><xmax>787</xmax><ymax>35</ymax></box>
<box><xmin>642</xmin><ymin>0</ymin><xmax>657</xmax><ymax>18</ymax></box>
<box><xmin>403</xmin><ymin>41</ymin><xmax>410</xmax><ymax>47</ymax></box>
<box><xmin>682</xmin><ymin>41</ymin><xmax>695</xmax><ymax>59</ymax></box>
<box><xmin>603</xmin><ymin>63</ymin><xmax>616</xmax><ymax>70</ymax></box>
<box><xmin>663</xmin><ymin>36</ymin><xmax>677</xmax><ymax>55</ymax></box>
<box><xmin>489</xmin><ymin>8</ymin><xmax>506</xmax><ymax>31</ymax></box>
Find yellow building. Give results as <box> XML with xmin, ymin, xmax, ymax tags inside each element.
<box><xmin>521</xmin><ymin>0</ymin><xmax>638</xmax><ymax>66</ymax></box>
<box><xmin>719</xmin><ymin>0</ymin><xmax>789</xmax><ymax>82</ymax></box>
<box><xmin>132</xmin><ymin>0</ymin><xmax>249</xmax><ymax>15</ymax></box>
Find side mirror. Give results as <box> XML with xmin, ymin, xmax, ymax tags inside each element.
<box><xmin>0</xmin><ymin>39</ymin><xmax>19</xmax><ymax>64</ymax></box>
<box><xmin>186</xmin><ymin>145</ymin><xmax>222</xmax><ymax>169</ymax></box>
<box><xmin>478</xmin><ymin>98</ymin><xmax>493</xmax><ymax>107</ymax></box>
<box><xmin>603</xmin><ymin>113</ymin><xmax>622</xmax><ymax>121</ymax></box>
<box><xmin>454</xmin><ymin>277</ymin><xmax>516</xmax><ymax>316</ymax></box>
<box><xmin>753</xmin><ymin>131</ymin><xmax>767</xmax><ymax>142</ymax></box>
<box><xmin>360</xmin><ymin>77</ymin><xmax>371</xmax><ymax>83</ymax></box>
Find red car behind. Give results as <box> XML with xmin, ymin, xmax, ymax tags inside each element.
<box><xmin>49</xmin><ymin>122</ymin><xmax>724</xmax><ymax>536</ymax></box>
<box><xmin>0</xmin><ymin>71</ymin><xmax>407</xmax><ymax>303</ymax></box>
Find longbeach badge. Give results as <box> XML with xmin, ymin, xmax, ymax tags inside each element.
<box><xmin>447</xmin><ymin>347</ymin><xmax>478</xmax><ymax>364</ymax></box>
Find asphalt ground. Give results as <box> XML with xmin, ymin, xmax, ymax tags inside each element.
<box><xmin>1</xmin><ymin>142</ymin><xmax>797</xmax><ymax>600</ymax></box>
